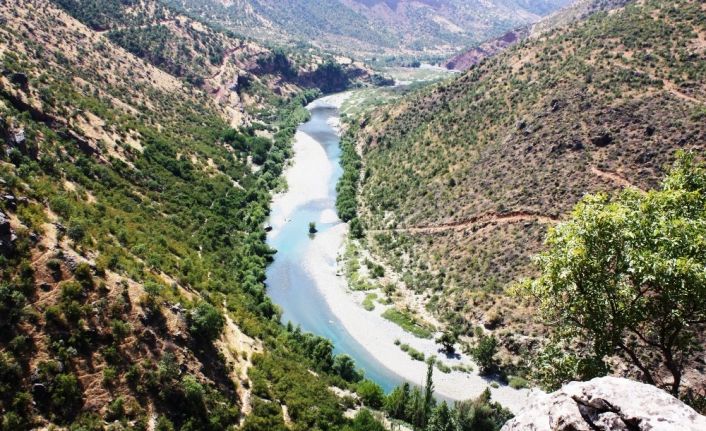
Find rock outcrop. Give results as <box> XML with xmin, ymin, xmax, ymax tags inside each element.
<box><xmin>502</xmin><ymin>377</ymin><xmax>706</xmax><ymax>431</ymax></box>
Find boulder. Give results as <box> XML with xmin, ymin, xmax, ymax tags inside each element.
<box><xmin>502</xmin><ymin>377</ymin><xmax>706</xmax><ymax>431</ymax></box>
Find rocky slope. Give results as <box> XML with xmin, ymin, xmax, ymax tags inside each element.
<box><xmin>502</xmin><ymin>377</ymin><xmax>706</xmax><ymax>430</ymax></box>
<box><xmin>353</xmin><ymin>0</ymin><xmax>706</xmax><ymax>384</ymax></box>
<box><xmin>444</xmin><ymin>0</ymin><xmax>632</xmax><ymax>70</ymax></box>
<box><xmin>0</xmin><ymin>0</ymin><xmax>385</xmax><ymax>428</ymax></box>
<box><xmin>166</xmin><ymin>0</ymin><xmax>572</xmax><ymax>59</ymax></box>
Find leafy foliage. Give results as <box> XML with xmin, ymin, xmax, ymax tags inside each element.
<box><xmin>524</xmin><ymin>152</ymin><xmax>706</xmax><ymax>396</ymax></box>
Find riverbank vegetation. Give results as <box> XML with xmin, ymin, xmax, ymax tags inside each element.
<box><xmin>382</xmin><ymin>309</ymin><xmax>434</xmax><ymax>339</ymax></box>
<box><xmin>356</xmin><ymin>361</ymin><xmax>513</xmax><ymax>431</ymax></box>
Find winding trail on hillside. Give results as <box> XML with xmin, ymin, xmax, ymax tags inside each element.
<box><xmin>590</xmin><ymin>166</ymin><xmax>643</xmax><ymax>190</ymax></box>
<box><xmin>370</xmin><ymin>165</ymin><xmax>644</xmax><ymax>235</ymax></box>
<box><xmin>369</xmin><ymin>210</ymin><xmax>559</xmax><ymax>235</ymax></box>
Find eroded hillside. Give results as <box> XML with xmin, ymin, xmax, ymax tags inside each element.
<box><xmin>354</xmin><ymin>0</ymin><xmax>706</xmax><ymax>370</ymax></box>
<box><xmin>0</xmin><ymin>0</ymin><xmax>386</xmax><ymax>428</ymax></box>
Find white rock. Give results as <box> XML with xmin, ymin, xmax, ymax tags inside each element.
<box><xmin>502</xmin><ymin>377</ymin><xmax>706</xmax><ymax>431</ymax></box>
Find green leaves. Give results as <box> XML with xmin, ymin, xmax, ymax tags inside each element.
<box><xmin>525</xmin><ymin>152</ymin><xmax>706</xmax><ymax>395</ymax></box>
<box><xmin>188</xmin><ymin>302</ymin><xmax>225</xmax><ymax>342</ymax></box>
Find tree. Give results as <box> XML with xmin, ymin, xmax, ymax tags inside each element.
<box><xmin>349</xmin><ymin>217</ymin><xmax>364</xmax><ymax>239</ymax></box>
<box><xmin>470</xmin><ymin>335</ymin><xmax>498</xmax><ymax>375</ymax></box>
<box><xmin>523</xmin><ymin>152</ymin><xmax>706</xmax><ymax>396</ymax></box>
<box><xmin>356</xmin><ymin>380</ymin><xmax>385</xmax><ymax>409</ymax></box>
<box><xmin>242</xmin><ymin>398</ymin><xmax>287</xmax><ymax>431</ymax></box>
<box><xmin>188</xmin><ymin>302</ymin><xmax>224</xmax><ymax>342</ymax></box>
<box><xmin>455</xmin><ymin>388</ymin><xmax>512</xmax><ymax>431</ymax></box>
<box><xmin>345</xmin><ymin>409</ymin><xmax>385</xmax><ymax>431</ymax></box>
<box><xmin>384</xmin><ymin>382</ymin><xmax>410</xmax><ymax>420</ymax></box>
<box><xmin>421</xmin><ymin>359</ymin><xmax>436</xmax><ymax>429</ymax></box>
<box><xmin>332</xmin><ymin>354</ymin><xmax>362</xmax><ymax>382</ymax></box>
<box><xmin>427</xmin><ymin>402</ymin><xmax>455</xmax><ymax>431</ymax></box>
<box><xmin>436</xmin><ymin>330</ymin><xmax>458</xmax><ymax>355</ymax></box>
<box><xmin>308</xmin><ymin>222</ymin><xmax>318</xmax><ymax>234</ymax></box>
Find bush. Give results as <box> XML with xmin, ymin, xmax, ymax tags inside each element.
<box><xmin>356</xmin><ymin>380</ymin><xmax>384</xmax><ymax>409</ymax></box>
<box><xmin>344</xmin><ymin>409</ymin><xmax>385</xmax><ymax>431</ymax></box>
<box><xmin>470</xmin><ymin>335</ymin><xmax>498</xmax><ymax>375</ymax></box>
<box><xmin>50</xmin><ymin>373</ymin><xmax>83</xmax><ymax>422</ymax></box>
<box><xmin>188</xmin><ymin>302</ymin><xmax>224</xmax><ymax>342</ymax></box>
<box><xmin>508</xmin><ymin>376</ymin><xmax>529</xmax><ymax>389</ymax></box>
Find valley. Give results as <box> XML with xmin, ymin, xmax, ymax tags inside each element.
<box><xmin>0</xmin><ymin>0</ymin><xmax>704</xmax><ymax>429</ymax></box>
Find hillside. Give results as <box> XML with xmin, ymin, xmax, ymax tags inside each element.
<box><xmin>166</xmin><ymin>0</ymin><xmax>572</xmax><ymax>60</ymax></box>
<box><xmin>444</xmin><ymin>0</ymin><xmax>632</xmax><ymax>70</ymax></box>
<box><xmin>0</xmin><ymin>0</ymin><xmax>390</xmax><ymax>428</ymax></box>
<box><xmin>352</xmin><ymin>0</ymin><xmax>706</xmax><ymax>382</ymax></box>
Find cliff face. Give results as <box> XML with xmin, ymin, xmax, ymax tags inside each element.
<box><xmin>502</xmin><ymin>377</ymin><xmax>706</xmax><ymax>431</ymax></box>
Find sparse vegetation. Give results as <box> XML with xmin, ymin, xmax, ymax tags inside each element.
<box><xmin>382</xmin><ymin>308</ymin><xmax>434</xmax><ymax>339</ymax></box>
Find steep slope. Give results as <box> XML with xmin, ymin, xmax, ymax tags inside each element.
<box><xmin>354</xmin><ymin>0</ymin><xmax>706</xmax><ymax>365</ymax></box>
<box><xmin>167</xmin><ymin>0</ymin><xmax>572</xmax><ymax>59</ymax></box>
<box><xmin>52</xmin><ymin>0</ymin><xmax>384</xmax><ymax>126</ymax></box>
<box><xmin>0</xmin><ymin>0</ymin><xmax>384</xmax><ymax>428</ymax></box>
<box><xmin>444</xmin><ymin>0</ymin><xmax>632</xmax><ymax>70</ymax></box>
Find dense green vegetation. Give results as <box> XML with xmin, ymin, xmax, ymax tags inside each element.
<box><xmin>380</xmin><ymin>361</ymin><xmax>513</xmax><ymax>431</ymax></box>
<box><xmin>336</xmin><ymin>129</ymin><xmax>362</xmax><ymax>224</ymax></box>
<box><xmin>523</xmin><ymin>153</ymin><xmax>706</xmax><ymax>398</ymax></box>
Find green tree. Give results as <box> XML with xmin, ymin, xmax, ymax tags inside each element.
<box><xmin>455</xmin><ymin>388</ymin><xmax>512</xmax><ymax>431</ymax></box>
<box><xmin>470</xmin><ymin>335</ymin><xmax>498</xmax><ymax>375</ymax></box>
<box><xmin>426</xmin><ymin>402</ymin><xmax>455</xmax><ymax>431</ymax></box>
<box><xmin>50</xmin><ymin>373</ymin><xmax>83</xmax><ymax>422</ymax></box>
<box><xmin>242</xmin><ymin>398</ymin><xmax>287</xmax><ymax>431</ymax></box>
<box><xmin>345</xmin><ymin>409</ymin><xmax>385</xmax><ymax>431</ymax></box>
<box><xmin>436</xmin><ymin>330</ymin><xmax>458</xmax><ymax>355</ymax></box>
<box><xmin>332</xmin><ymin>354</ymin><xmax>362</xmax><ymax>382</ymax></box>
<box><xmin>356</xmin><ymin>380</ymin><xmax>385</xmax><ymax>409</ymax></box>
<box><xmin>422</xmin><ymin>359</ymin><xmax>436</xmax><ymax>427</ymax></box>
<box><xmin>384</xmin><ymin>382</ymin><xmax>410</xmax><ymax>420</ymax></box>
<box><xmin>523</xmin><ymin>152</ymin><xmax>706</xmax><ymax>396</ymax></box>
<box><xmin>188</xmin><ymin>302</ymin><xmax>224</xmax><ymax>342</ymax></box>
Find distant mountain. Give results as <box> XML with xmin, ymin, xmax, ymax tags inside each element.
<box><xmin>444</xmin><ymin>0</ymin><xmax>632</xmax><ymax>70</ymax></box>
<box><xmin>166</xmin><ymin>0</ymin><xmax>572</xmax><ymax>59</ymax></box>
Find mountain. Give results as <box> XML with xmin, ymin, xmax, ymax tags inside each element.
<box><xmin>0</xmin><ymin>0</ymin><xmax>386</xmax><ymax>428</ymax></box>
<box><xmin>166</xmin><ymin>0</ymin><xmax>573</xmax><ymax>60</ymax></box>
<box><xmin>352</xmin><ymin>0</ymin><xmax>705</xmax><ymax>379</ymax></box>
<box><xmin>444</xmin><ymin>0</ymin><xmax>632</xmax><ymax>70</ymax></box>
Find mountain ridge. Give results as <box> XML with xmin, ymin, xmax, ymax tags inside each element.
<box><xmin>167</xmin><ymin>0</ymin><xmax>573</xmax><ymax>60</ymax></box>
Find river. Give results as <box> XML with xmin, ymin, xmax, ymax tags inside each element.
<box><xmin>264</xmin><ymin>95</ymin><xmax>402</xmax><ymax>391</ymax></box>
<box><xmin>264</xmin><ymin>93</ymin><xmax>530</xmax><ymax>411</ymax></box>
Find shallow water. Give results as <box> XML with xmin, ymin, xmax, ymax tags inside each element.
<box><xmin>265</xmin><ymin>100</ymin><xmax>402</xmax><ymax>392</ymax></box>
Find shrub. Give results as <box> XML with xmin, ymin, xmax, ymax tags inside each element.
<box><xmin>188</xmin><ymin>302</ymin><xmax>224</xmax><ymax>342</ymax></box>
<box><xmin>356</xmin><ymin>380</ymin><xmax>384</xmax><ymax>409</ymax></box>
<box><xmin>508</xmin><ymin>376</ymin><xmax>529</xmax><ymax>389</ymax></box>
<box><xmin>470</xmin><ymin>335</ymin><xmax>498</xmax><ymax>375</ymax></box>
